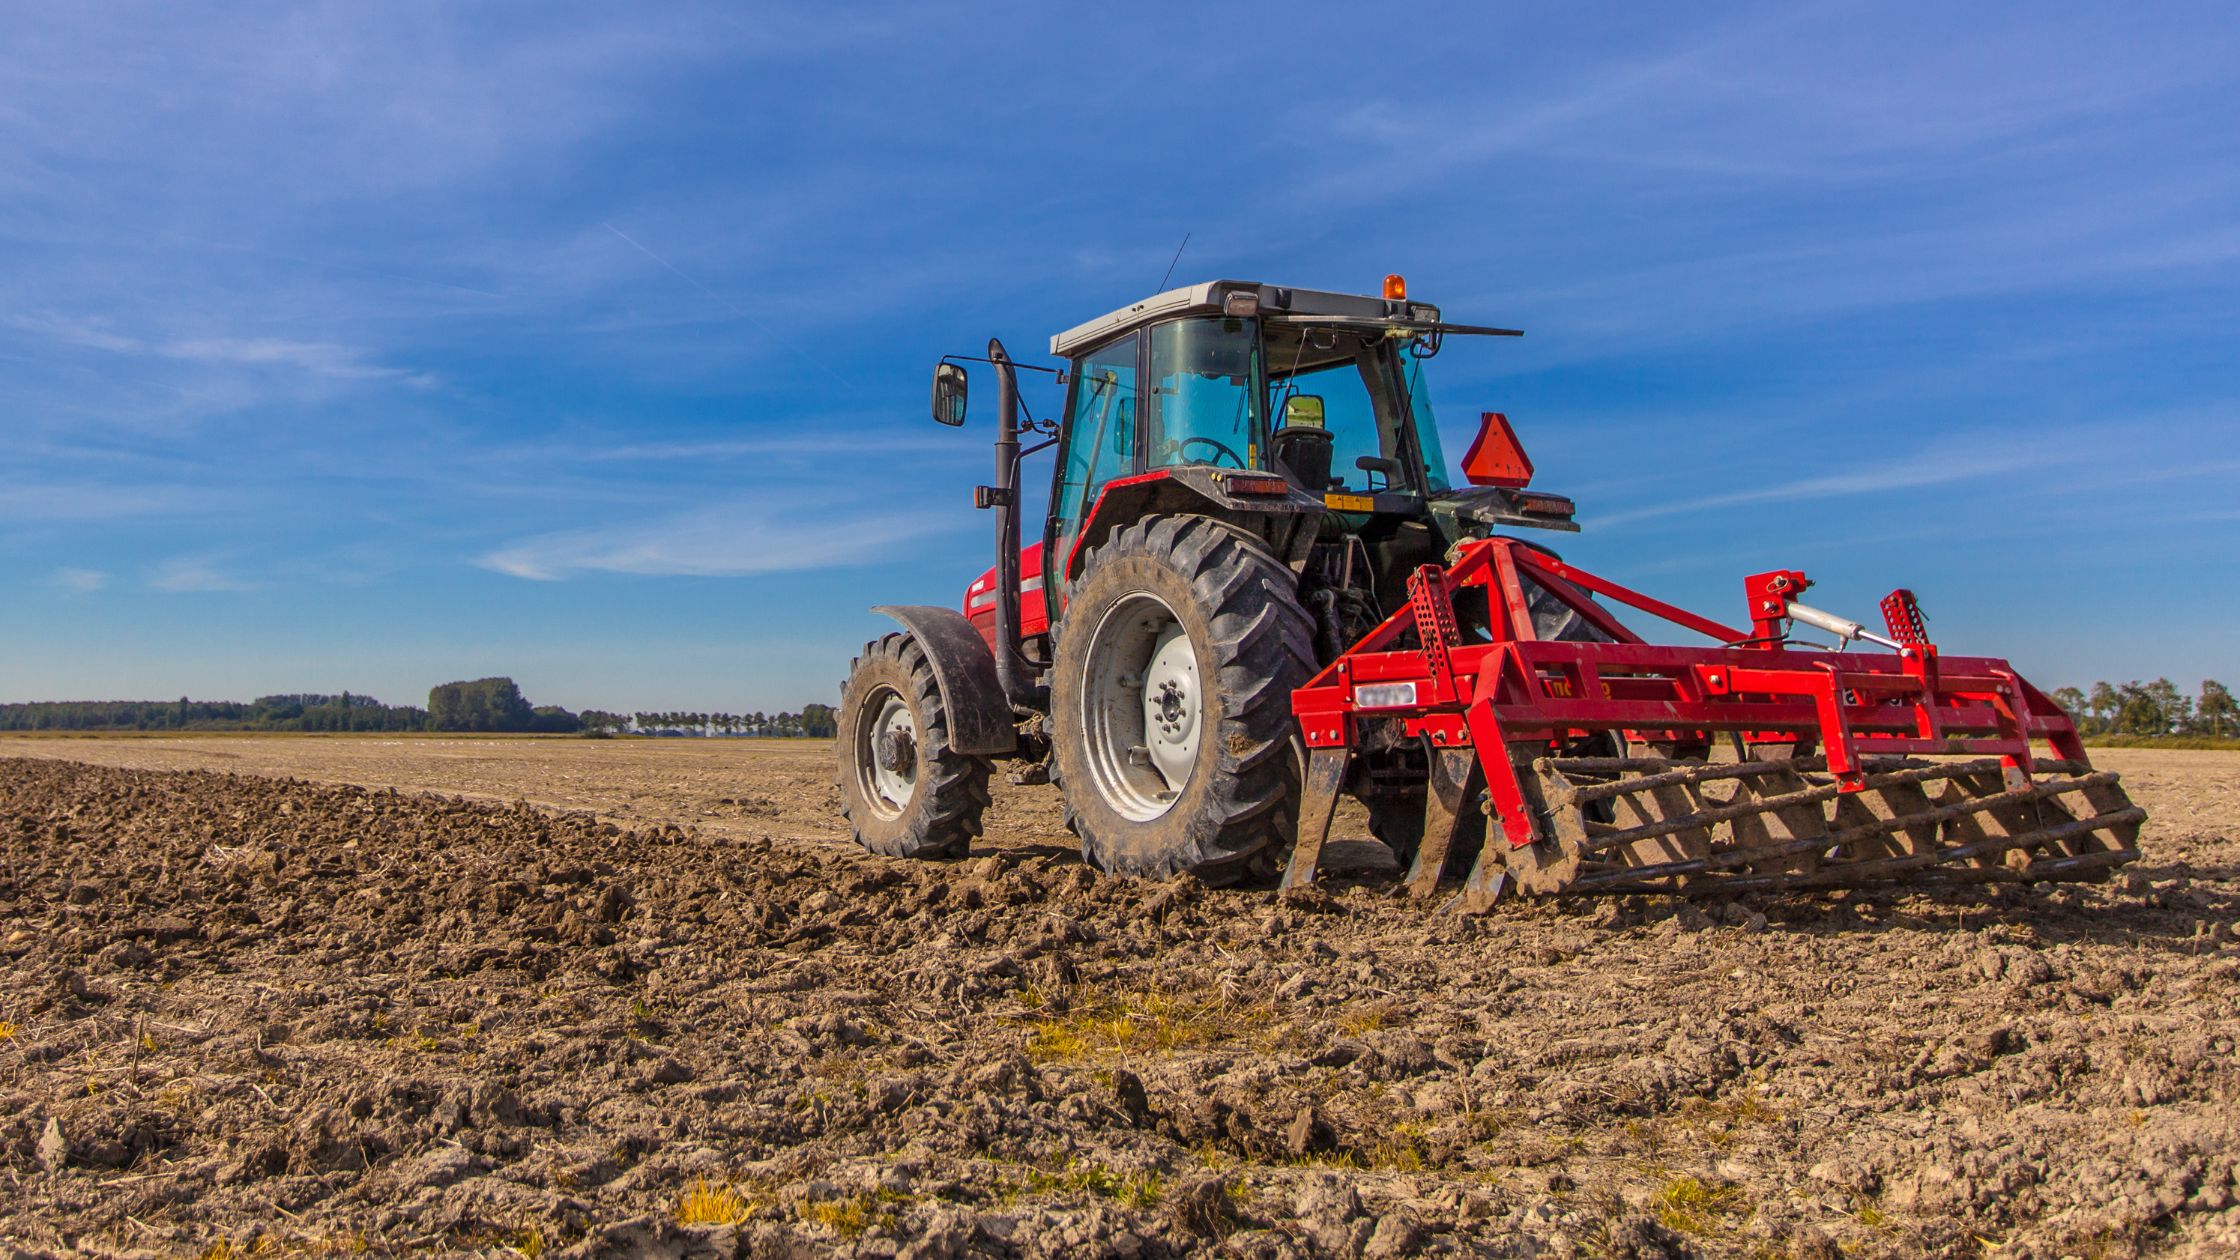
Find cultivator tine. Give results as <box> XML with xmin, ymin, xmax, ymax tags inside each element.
<box><xmin>1281</xmin><ymin>748</ymin><xmax>1349</xmax><ymax>895</ymax></box>
<box><xmin>1514</xmin><ymin>754</ymin><xmax>2143</xmax><ymax>897</ymax></box>
<box><xmin>1404</xmin><ymin>749</ymin><xmax>1484</xmax><ymax>897</ymax></box>
<box><xmin>1446</xmin><ymin>839</ymin><xmax>1511</xmax><ymax>915</ymax></box>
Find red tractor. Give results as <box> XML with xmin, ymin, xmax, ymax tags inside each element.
<box><xmin>838</xmin><ymin>278</ymin><xmax>2140</xmax><ymax>902</ymax></box>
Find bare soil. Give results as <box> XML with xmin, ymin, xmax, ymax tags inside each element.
<box><xmin>0</xmin><ymin>738</ymin><xmax>2234</xmax><ymax>1259</ymax></box>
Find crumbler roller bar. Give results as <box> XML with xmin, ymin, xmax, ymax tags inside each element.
<box><xmin>1281</xmin><ymin>537</ymin><xmax>2143</xmax><ymax>906</ymax></box>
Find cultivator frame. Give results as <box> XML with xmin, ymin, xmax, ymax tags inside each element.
<box><xmin>1282</xmin><ymin>537</ymin><xmax>2143</xmax><ymax>906</ymax></box>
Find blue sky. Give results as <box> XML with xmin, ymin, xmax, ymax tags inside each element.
<box><xmin>3</xmin><ymin>2</ymin><xmax>2235</xmax><ymax>712</ymax></box>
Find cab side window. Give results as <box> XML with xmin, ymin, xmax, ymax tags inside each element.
<box><xmin>1050</xmin><ymin>332</ymin><xmax>1139</xmax><ymax>576</ymax></box>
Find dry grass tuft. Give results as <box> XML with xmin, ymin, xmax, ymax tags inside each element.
<box><xmin>1335</xmin><ymin>1000</ymin><xmax>1403</xmax><ymax>1036</ymax></box>
<box><xmin>798</xmin><ymin>1193</ymin><xmax>900</xmax><ymax>1237</ymax></box>
<box><xmin>676</xmin><ymin>1178</ymin><xmax>754</xmax><ymax>1226</ymax></box>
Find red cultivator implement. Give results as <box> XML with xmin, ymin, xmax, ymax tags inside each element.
<box><xmin>1282</xmin><ymin>538</ymin><xmax>2144</xmax><ymax>906</ymax></box>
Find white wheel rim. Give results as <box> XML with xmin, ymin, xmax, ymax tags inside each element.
<box><xmin>856</xmin><ymin>687</ymin><xmax>917</xmax><ymax>818</ymax></box>
<box><xmin>1079</xmin><ymin>591</ymin><xmax>1200</xmax><ymax>821</ymax></box>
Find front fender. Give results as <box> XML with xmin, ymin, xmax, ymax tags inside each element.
<box><xmin>869</xmin><ymin>605</ymin><xmax>1018</xmax><ymax>756</ymax></box>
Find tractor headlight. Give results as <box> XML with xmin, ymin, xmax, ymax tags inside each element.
<box><xmin>1352</xmin><ymin>681</ymin><xmax>1419</xmax><ymax>710</ymax></box>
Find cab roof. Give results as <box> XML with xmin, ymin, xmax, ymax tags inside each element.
<box><xmin>1048</xmin><ymin>280</ymin><xmax>1443</xmax><ymax>358</ymax></box>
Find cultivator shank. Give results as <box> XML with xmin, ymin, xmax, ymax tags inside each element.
<box><xmin>1283</xmin><ymin>538</ymin><xmax>2143</xmax><ymax>903</ymax></box>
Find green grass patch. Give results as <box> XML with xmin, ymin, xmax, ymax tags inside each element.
<box><xmin>1021</xmin><ymin>984</ymin><xmax>1275</xmax><ymax>1063</ymax></box>
<box><xmin>1651</xmin><ymin>1174</ymin><xmax>1747</xmax><ymax>1236</ymax></box>
<box><xmin>1023</xmin><ymin>1160</ymin><xmax>1163</xmax><ymax>1208</ymax></box>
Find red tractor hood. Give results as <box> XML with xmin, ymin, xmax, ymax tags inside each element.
<box><xmin>963</xmin><ymin>541</ymin><xmax>1048</xmax><ymax>649</ymax></box>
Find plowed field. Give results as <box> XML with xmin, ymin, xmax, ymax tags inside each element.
<box><xmin>0</xmin><ymin>738</ymin><xmax>2234</xmax><ymax>1259</ymax></box>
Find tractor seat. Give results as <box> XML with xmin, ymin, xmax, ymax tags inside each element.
<box><xmin>1269</xmin><ymin>424</ymin><xmax>1334</xmax><ymax>492</ymax></box>
<box><xmin>1269</xmin><ymin>394</ymin><xmax>1334</xmax><ymax>491</ymax></box>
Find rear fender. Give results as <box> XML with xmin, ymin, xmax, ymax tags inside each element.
<box><xmin>869</xmin><ymin>605</ymin><xmax>1019</xmax><ymax>756</ymax></box>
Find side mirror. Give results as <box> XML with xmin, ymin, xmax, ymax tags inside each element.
<box><xmin>931</xmin><ymin>363</ymin><xmax>968</xmax><ymax>426</ymax></box>
<box><xmin>1280</xmin><ymin>395</ymin><xmax>1325</xmax><ymax>430</ymax></box>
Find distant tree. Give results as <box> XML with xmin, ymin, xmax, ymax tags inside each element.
<box><xmin>2050</xmin><ymin>686</ymin><xmax>2087</xmax><ymax>727</ymax></box>
<box><xmin>799</xmin><ymin>702</ymin><xmax>836</xmax><ymax>738</ymax></box>
<box><xmin>2145</xmin><ymin>678</ymin><xmax>2190</xmax><ymax>736</ymax></box>
<box><xmin>529</xmin><ymin>705</ymin><xmax>581</xmax><ymax>734</ymax></box>
<box><xmin>2113</xmin><ymin>681</ymin><xmax>2156</xmax><ymax>735</ymax></box>
<box><xmin>2199</xmin><ymin>680</ymin><xmax>2236</xmax><ymax>738</ymax></box>
<box><xmin>2086</xmin><ymin>681</ymin><xmax>2121</xmax><ymax>733</ymax></box>
<box><xmin>428</xmin><ymin>677</ymin><xmax>538</xmax><ymax>732</ymax></box>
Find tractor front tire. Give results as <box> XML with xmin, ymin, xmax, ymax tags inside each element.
<box><xmin>837</xmin><ymin>632</ymin><xmax>992</xmax><ymax>859</ymax></box>
<box><xmin>1051</xmin><ymin>515</ymin><xmax>1315</xmax><ymax>885</ymax></box>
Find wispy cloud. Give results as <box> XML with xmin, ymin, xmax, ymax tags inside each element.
<box><xmin>0</xmin><ymin>480</ymin><xmax>224</xmax><ymax>522</ymax></box>
<box><xmin>1590</xmin><ymin>440</ymin><xmax>2081</xmax><ymax>529</ymax></box>
<box><xmin>477</xmin><ymin>501</ymin><xmax>954</xmax><ymax>581</ymax></box>
<box><xmin>51</xmin><ymin>566</ymin><xmax>107</xmax><ymax>593</ymax></box>
<box><xmin>157</xmin><ymin>337</ymin><xmax>436</xmax><ymax>385</ymax></box>
<box><xmin>508</xmin><ymin>432</ymin><xmax>967</xmax><ymax>464</ymax></box>
<box><xmin>149</xmin><ymin>555</ymin><xmax>259</xmax><ymax>593</ymax></box>
<box><xmin>8</xmin><ymin>314</ymin><xmax>433</xmax><ymax>386</ymax></box>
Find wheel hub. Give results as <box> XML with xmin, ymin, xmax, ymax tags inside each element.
<box><xmin>1142</xmin><ymin>624</ymin><xmax>1199</xmax><ymax>792</ymax></box>
<box><xmin>855</xmin><ymin>689</ymin><xmax>919</xmax><ymax>818</ymax></box>
<box><xmin>1079</xmin><ymin>592</ymin><xmax>1201</xmax><ymax>821</ymax></box>
<box><xmin>875</xmin><ymin>727</ymin><xmax>916</xmax><ymax>775</ymax></box>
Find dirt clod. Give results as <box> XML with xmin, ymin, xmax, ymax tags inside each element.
<box><xmin>0</xmin><ymin>744</ymin><xmax>2235</xmax><ymax>1257</ymax></box>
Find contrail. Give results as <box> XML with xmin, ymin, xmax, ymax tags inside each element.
<box><xmin>601</xmin><ymin>222</ymin><xmax>858</xmax><ymax>392</ymax></box>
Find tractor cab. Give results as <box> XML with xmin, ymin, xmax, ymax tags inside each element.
<box><xmin>1044</xmin><ymin>280</ymin><xmax>1455</xmax><ymax>568</ymax></box>
<box><xmin>958</xmin><ymin>278</ymin><xmax>1580</xmax><ymax>652</ymax></box>
<box><xmin>1037</xmin><ymin>279</ymin><xmax>1577</xmax><ymax>613</ymax></box>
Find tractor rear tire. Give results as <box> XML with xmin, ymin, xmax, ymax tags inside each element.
<box><xmin>837</xmin><ymin>632</ymin><xmax>992</xmax><ymax>859</ymax></box>
<box><xmin>1052</xmin><ymin>515</ymin><xmax>1315</xmax><ymax>885</ymax></box>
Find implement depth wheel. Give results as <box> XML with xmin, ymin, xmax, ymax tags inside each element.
<box><xmin>1052</xmin><ymin>515</ymin><xmax>1315</xmax><ymax>885</ymax></box>
<box><xmin>837</xmin><ymin>632</ymin><xmax>991</xmax><ymax>859</ymax></box>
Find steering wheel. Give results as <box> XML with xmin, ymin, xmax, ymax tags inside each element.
<box><xmin>1175</xmin><ymin>435</ymin><xmax>1245</xmax><ymax>468</ymax></box>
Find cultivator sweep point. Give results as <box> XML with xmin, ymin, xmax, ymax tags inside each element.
<box><xmin>1283</xmin><ymin>537</ymin><xmax>2144</xmax><ymax>902</ymax></box>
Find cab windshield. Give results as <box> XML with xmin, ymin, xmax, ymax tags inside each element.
<box><xmin>1264</xmin><ymin>322</ymin><xmax>1446</xmax><ymax>494</ymax></box>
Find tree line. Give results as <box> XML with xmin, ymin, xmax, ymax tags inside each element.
<box><xmin>0</xmin><ymin>678</ymin><xmax>842</xmax><ymax>738</ymax></box>
<box><xmin>582</xmin><ymin>706</ymin><xmax>837</xmax><ymax>738</ymax></box>
<box><xmin>0</xmin><ymin>693</ymin><xmax>428</xmax><ymax>732</ymax></box>
<box><xmin>2050</xmin><ymin>678</ymin><xmax>2235</xmax><ymax>738</ymax></box>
